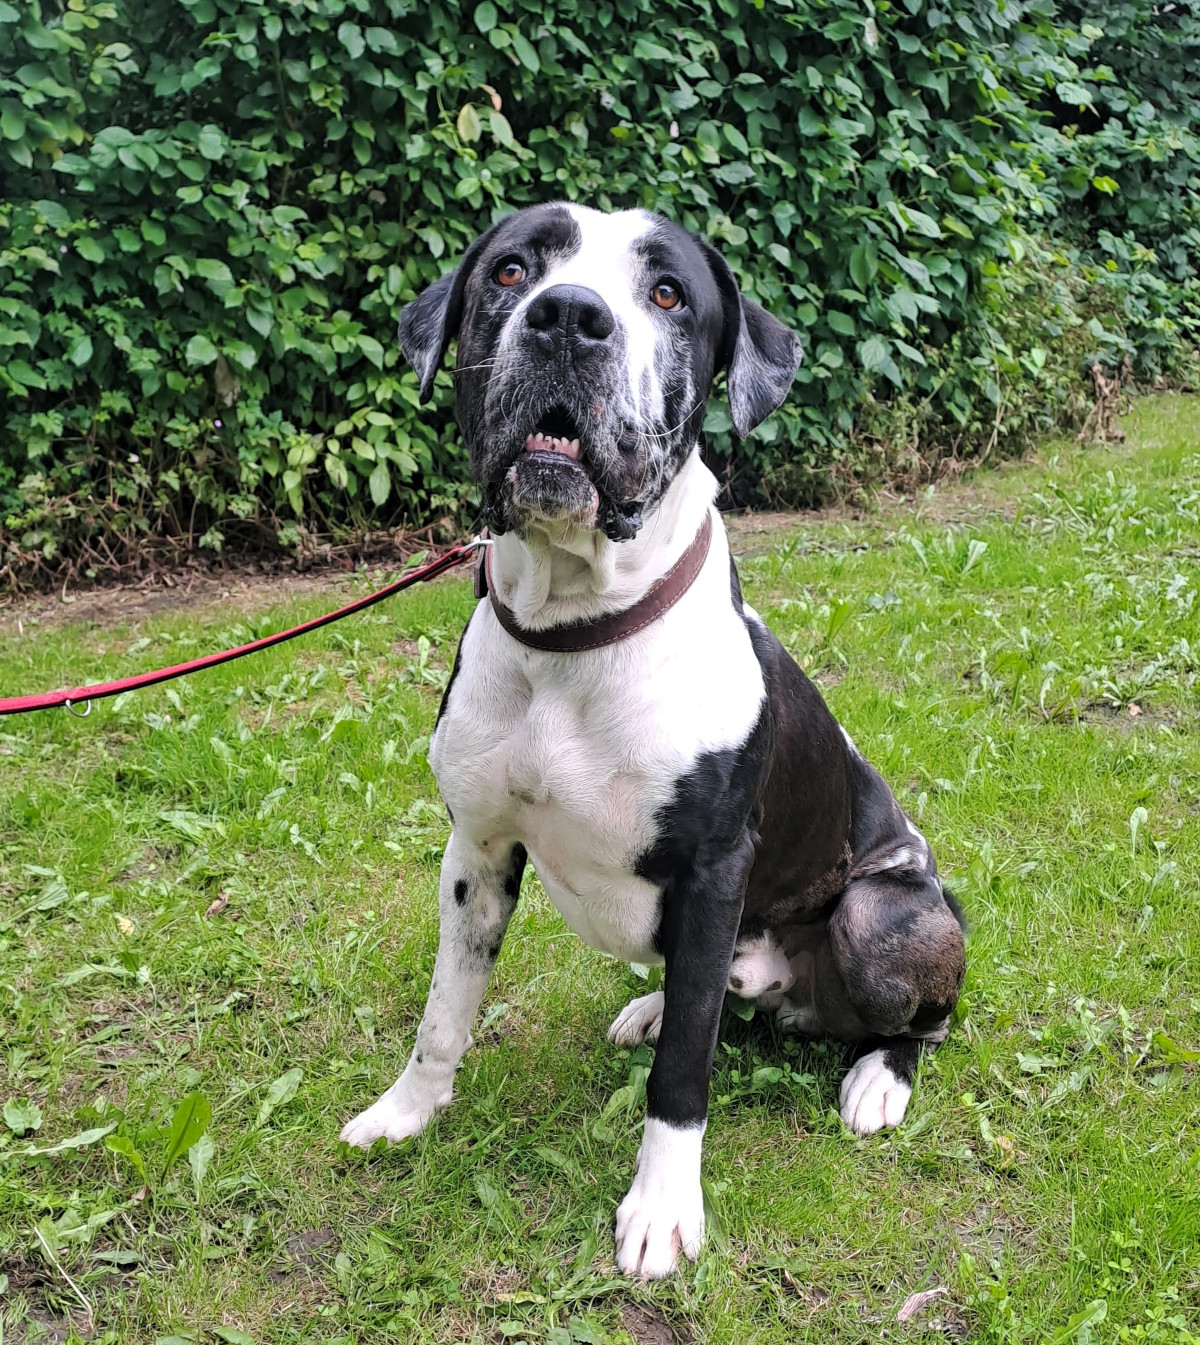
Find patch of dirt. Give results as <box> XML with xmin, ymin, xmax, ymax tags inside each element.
<box><xmin>4</xmin><ymin>1308</ymin><xmax>84</xmax><ymax>1345</ymax></box>
<box><xmin>2</xmin><ymin>494</ymin><xmax>910</xmax><ymax>637</ymax></box>
<box><xmin>953</xmin><ymin>1200</ymin><xmax>1044</xmax><ymax>1264</ymax></box>
<box><xmin>619</xmin><ymin>1301</ymin><xmax>696</xmax><ymax>1345</ymax></box>
<box><xmin>0</xmin><ymin>1253</ymin><xmax>88</xmax><ymax>1345</ymax></box>
<box><xmin>267</xmin><ymin>1227</ymin><xmax>339</xmax><ymax>1284</ymax></box>
<box><xmin>0</xmin><ymin>457</ymin><xmax>1040</xmax><ymax>642</ymax></box>
<box><xmin>0</xmin><ymin>554</ymin><xmax>415</xmax><ymax>639</ymax></box>
<box><xmin>1079</xmin><ymin>701</ymin><xmax>1185</xmax><ymax>732</ymax></box>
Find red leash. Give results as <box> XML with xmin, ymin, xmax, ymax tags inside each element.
<box><xmin>0</xmin><ymin>539</ymin><xmax>486</xmax><ymax>718</ymax></box>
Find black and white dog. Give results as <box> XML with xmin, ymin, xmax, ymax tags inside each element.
<box><xmin>340</xmin><ymin>204</ymin><xmax>966</xmax><ymax>1278</ymax></box>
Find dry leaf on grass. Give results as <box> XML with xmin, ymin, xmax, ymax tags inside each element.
<box><xmin>898</xmin><ymin>1286</ymin><xmax>949</xmax><ymax>1322</ymax></box>
<box><xmin>204</xmin><ymin>892</ymin><xmax>230</xmax><ymax>919</ymax></box>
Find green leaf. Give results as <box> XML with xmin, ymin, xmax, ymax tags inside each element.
<box><xmin>4</xmin><ymin>1098</ymin><xmax>43</xmax><ymax>1135</ymax></box>
<box><xmin>7</xmin><ymin>360</ymin><xmax>46</xmax><ymax>390</ymax></box>
<box><xmin>1151</xmin><ymin>1031</ymin><xmax>1200</xmax><ymax>1064</ymax></box>
<box><xmin>489</xmin><ymin>110</ymin><xmax>514</xmax><ymax>148</ymax></box>
<box><xmin>185</xmin><ymin>333</ymin><xmax>219</xmax><ymax>366</ymax></box>
<box><xmin>859</xmin><ymin>335</ymin><xmax>891</xmax><ymax>372</ymax></box>
<box><xmin>188</xmin><ymin>1131</ymin><xmax>214</xmax><ymax>1193</ymax></box>
<box><xmin>256</xmin><ymin>1067</ymin><xmax>302</xmax><ymax>1125</ymax></box>
<box><xmin>364</xmin><ymin>26</ymin><xmax>398</xmax><ymax>53</ymax></box>
<box><xmin>195</xmin><ymin>257</ymin><xmax>234</xmax><ymax>293</ymax></box>
<box><xmin>368</xmin><ymin>460</ymin><xmax>391</xmax><ymax>507</ymax></box>
<box><xmin>901</xmin><ymin>206</ymin><xmax>942</xmax><ymax>238</ymax></box>
<box><xmin>105</xmin><ymin>1133</ymin><xmax>147</xmax><ymax>1180</ymax></box>
<box><xmin>246</xmin><ymin>306</ymin><xmax>273</xmax><ymax>338</ymax></box>
<box><xmin>211</xmin><ymin>1331</ymin><xmax>254</xmax><ymax>1345</ymax></box>
<box><xmin>849</xmin><ymin>241</ymin><xmax>878</xmax><ymax>289</ymax></box>
<box><xmin>474</xmin><ymin>1</ymin><xmax>497</xmax><ymax>32</ymax></box>
<box><xmin>1049</xmin><ymin>1300</ymin><xmax>1107</xmax><ymax>1345</ymax></box>
<box><xmin>69</xmin><ymin>334</ymin><xmax>93</xmax><ymax>367</ymax></box>
<box><xmin>893</xmin><ymin>338</ymin><xmax>926</xmax><ymax>365</ymax></box>
<box><xmin>163</xmin><ymin>1092</ymin><xmax>211</xmax><ymax>1172</ymax></box>
<box><xmin>474</xmin><ymin>1172</ymin><xmax>500</xmax><ymax>1208</ymax></box>
<box><xmin>457</xmin><ymin>103</ymin><xmax>482</xmax><ymax>143</ymax></box>
<box><xmin>1055</xmin><ymin>81</ymin><xmax>1094</xmax><ymax>107</ymax></box>
<box><xmin>76</xmin><ymin>236</ymin><xmax>105</xmax><ymax>263</ymax></box>
<box><xmin>633</xmin><ymin>36</ymin><xmax>675</xmax><ymax>62</ymax></box>
<box><xmin>357</xmin><ymin>335</ymin><xmax>385</xmax><ymax>369</ymax></box>
<box><xmin>35</xmin><ymin>199</ymin><xmax>70</xmax><ymax>228</ymax></box>
<box><xmin>197</xmin><ymin>124</ymin><xmax>225</xmax><ymax>160</ymax></box>
<box><xmin>509</xmin><ymin>29</ymin><xmax>540</xmax><ymax>72</ymax></box>
<box><xmin>223</xmin><ymin>340</ymin><xmax>256</xmax><ymax>371</ymax></box>
<box><xmin>1</xmin><ymin>106</ymin><xmax>25</xmax><ymax>140</ymax></box>
<box><xmin>826</xmin><ymin>311</ymin><xmax>855</xmax><ymax>336</ymax></box>
<box><xmin>23</xmin><ymin>1123</ymin><xmax>117</xmax><ymax>1156</ymax></box>
<box><xmin>337</xmin><ymin>20</ymin><xmax>364</xmax><ymax>58</ymax></box>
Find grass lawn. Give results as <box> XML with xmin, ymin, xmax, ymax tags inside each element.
<box><xmin>1</xmin><ymin>395</ymin><xmax>1198</xmax><ymax>1345</ymax></box>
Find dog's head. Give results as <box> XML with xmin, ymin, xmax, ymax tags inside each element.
<box><xmin>399</xmin><ymin>203</ymin><xmax>802</xmax><ymax>540</ymax></box>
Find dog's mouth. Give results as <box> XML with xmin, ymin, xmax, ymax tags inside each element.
<box><xmin>520</xmin><ymin>406</ymin><xmax>587</xmax><ymax>469</ymax></box>
<box><xmin>487</xmin><ymin>402</ymin><xmax>644</xmax><ymax>540</ymax></box>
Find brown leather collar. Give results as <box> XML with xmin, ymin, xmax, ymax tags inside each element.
<box><xmin>477</xmin><ymin>511</ymin><xmax>714</xmax><ymax>653</ymax></box>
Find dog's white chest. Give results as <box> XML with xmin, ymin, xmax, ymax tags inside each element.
<box><xmin>430</xmin><ymin>551</ymin><xmax>765</xmax><ymax>963</ymax></box>
<box><xmin>436</xmin><ymin>670</ymin><xmax>672</xmax><ymax>961</ymax></box>
<box><xmin>512</xmin><ymin>689</ymin><xmax>673</xmax><ymax>960</ymax></box>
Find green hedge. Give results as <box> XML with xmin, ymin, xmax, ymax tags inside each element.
<box><xmin>1</xmin><ymin>0</ymin><xmax>1197</xmax><ymax>580</ymax></box>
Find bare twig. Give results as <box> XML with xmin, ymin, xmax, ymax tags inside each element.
<box><xmin>1078</xmin><ymin>359</ymin><xmax>1129</xmax><ymax>444</ymax></box>
<box><xmin>34</xmin><ymin>1226</ymin><xmax>95</xmax><ymax>1331</ymax></box>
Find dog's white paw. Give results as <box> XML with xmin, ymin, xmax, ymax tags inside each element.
<box><xmin>614</xmin><ymin>1118</ymin><xmax>705</xmax><ymax>1279</ymax></box>
<box><xmin>615</xmin><ymin>1178</ymin><xmax>705</xmax><ymax>1279</ymax></box>
<box><xmin>839</xmin><ymin>1049</ymin><xmax>912</xmax><ymax>1135</ymax></box>
<box><xmin>608</xmin><ymin>991</ymin><xmax>665</xmax><ymax>1047</ymax></box>
<box><xmin>339</xmin><ymin>1088</ymin><xmax>446</xmax><ymax>1148</ymax></box>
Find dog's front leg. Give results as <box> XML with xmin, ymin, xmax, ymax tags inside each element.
<box><xmin>614</xmin><ymin>835</ymin><xmax>752</xmax><ymax>1278</ymax></box>
<box><xmin>340</xmin><ymin>831</ymin><xmax>525</xmax><ymax>1148</ymax></box>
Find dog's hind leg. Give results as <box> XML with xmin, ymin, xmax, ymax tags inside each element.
<box><xmin>825</xmin><ymin>874</ymin><xmax>965</xmax><ymax>1136</ymax></box>
<box><xmin>340</xmin><ymin>832</ymin><xmax>526</xmax><ymax>1148</ymax></box>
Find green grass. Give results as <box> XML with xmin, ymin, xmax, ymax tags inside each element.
<box><xmin>2</xmin><ymin>395</ymin><xmax>1198</xmax><ymax>1345</ymax></box>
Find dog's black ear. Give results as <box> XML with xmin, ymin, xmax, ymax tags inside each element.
<box><xmin>700</xmin><ymin>241</ymin><xmax>803</xmax><ymax>437</ymax></box>
<box><xmin>399</xmin><ymin>224</ymin><xmax>501</xmax><ymax>404</ymax></box>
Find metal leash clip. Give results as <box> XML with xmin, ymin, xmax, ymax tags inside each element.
<box><xmin>64</xmin><ymin>698</ymin><xmax>92</xmax><ymax>718</ymax></box>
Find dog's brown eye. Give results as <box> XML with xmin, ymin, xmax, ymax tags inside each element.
<box><xmin>496</xmin><ymin>260</ymin><xmax>526</xmax><ymax>287</ymax></box>
<box><xmin>651</xmin><ymin>281</ymin><xmax>683</xmax><ymax>310</ymax></box>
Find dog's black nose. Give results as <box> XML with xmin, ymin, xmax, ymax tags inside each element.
<box><xmin>524</xmin><ymin>285</ymin><xmax>615</xmax><ymax>343</ymax></box>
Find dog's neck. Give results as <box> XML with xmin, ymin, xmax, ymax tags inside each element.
<box><xmin>488</xmin><ymin>449</ymin><xmax>717</xmax><ymax>630</ymax></box>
